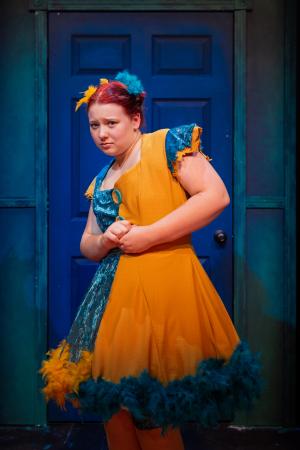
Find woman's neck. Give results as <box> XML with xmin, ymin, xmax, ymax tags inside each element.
<box><xmin>114</xmin><ymin>131</ymin><xmax>142</xmax><ymax>168</ymax></box>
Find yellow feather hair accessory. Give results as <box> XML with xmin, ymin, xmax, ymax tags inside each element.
<box><xmin>75</xmin><ymin>85</ymin><xmax>97</xmax><ymax>112</ymax></box>
<box><xmin>99</xmin><ymin>78</ymin><xmax>109</xmax><ymax>85</ymax></box>
<box><xmin>74</xmin><ymin>78</ymin><xmax>110</xmax><ymax>112</ymax></box>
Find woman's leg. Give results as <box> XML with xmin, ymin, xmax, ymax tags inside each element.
<box><xmin>103</xmin><ymin>408</ymin><xmax>142</xmax><ymax>450</ymax></box>
<box><xmin>135</xmin><ymin>426</ymin><xmax>185</xmax><ymax>450</ymax></box>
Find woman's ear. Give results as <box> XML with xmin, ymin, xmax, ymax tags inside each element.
<box><xmin>132</xmin><ymin>113</ymin><xmax>141</xmax><ymax>130</ymax></box>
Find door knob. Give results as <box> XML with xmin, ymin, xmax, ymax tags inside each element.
<box><xmin>214</xmin><ymin>229</ymin><xmax>227</xmax><ymax>245</ymax></box>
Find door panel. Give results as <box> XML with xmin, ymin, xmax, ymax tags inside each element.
<box><xmin>49</xmin><ymin>11</ymin><xmax>232</xmax><ymax>420</ymax></box>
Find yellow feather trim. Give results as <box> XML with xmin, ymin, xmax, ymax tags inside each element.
<box><xmin>39</xmin><ymin>339</ymin><xmax>93</xmax><ymax>410</ymax></box>
<box><xmin>172</xmin><ymin>125</ymin><xmax>213</xmax><ymax>179</ymax></box>
<box><xmin>84</xmin><ymin>177</ymin><xmax>96</xmax><ymax>201</ymax></box>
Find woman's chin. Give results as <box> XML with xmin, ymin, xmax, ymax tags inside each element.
<box><xmin>99</xmin><ymin>146</ymin><xmax>116</xmax><ymax>156</ymax></box>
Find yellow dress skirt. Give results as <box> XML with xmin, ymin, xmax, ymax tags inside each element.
<box><xmin>39</xmin><ymin>124</ymin><xmax>263</xmax><ymax>431</ymax></box>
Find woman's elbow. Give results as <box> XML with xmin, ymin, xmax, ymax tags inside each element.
<box><xmin>214</xmin><ymin>191</ymin><xmax>230</xmax><ymax>214</ymax></box>
<box><xmin>80</xmin><ymin>235</ymin><xmax>88</xmax><ymax>258</ymax></box>
<box><xmin>80</xmin><ymin>234</ymin><xmax>101</xmax><ymax>262</ymax></box>
<box><xmin>223</xmin><ymin>191</ymin><xmax>230</xmax><ymax>207</ymax></box>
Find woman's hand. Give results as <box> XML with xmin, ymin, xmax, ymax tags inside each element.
<box><xmin>100</xmin><ymin>220</ymin><xmax>132</xmax><ymax>251</ymax></box>
<box><xmin>118</xmin><ymin>225</ymin><xmax>153</xmax><ymax>253</ymax></box>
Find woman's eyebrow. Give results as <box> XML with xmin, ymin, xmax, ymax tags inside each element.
<box><xmin>89</xmin><ymin>117</ymin><xmax>118</xmax><ymax>122</ymax></box>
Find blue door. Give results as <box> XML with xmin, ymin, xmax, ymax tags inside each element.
<box><xmin>49</xmin><ymin>11</ymin><xmax>232</xmax><ymax>420</ymax></box>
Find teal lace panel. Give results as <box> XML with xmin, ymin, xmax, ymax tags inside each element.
<box><xmin>67</xmin><ymin>249</ymin><xmax>121</xmax><ymax>362</ymax></box>
<box><xmin>66</xmin><ymin>161</ymin><xmax>124</xmax><ymax>362</ymax></box>
<box><xmin>92</xmin><ymin>162</ymin><xmax>116</xmax><ymax>232</ymax></box>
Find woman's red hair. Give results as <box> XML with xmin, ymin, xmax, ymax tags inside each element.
<box><xmin>87</xmin><ymin>81</ymin><xmax>146</xmax><ymax>128</ymax></box>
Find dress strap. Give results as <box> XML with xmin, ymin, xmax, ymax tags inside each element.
<box><xmin>85</xmin><ymin>162</ymin><xmax>114</xmax><ymax>201</ymax></box>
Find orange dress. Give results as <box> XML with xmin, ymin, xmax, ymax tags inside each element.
<box><xmin>39</xmin><ymin>124</ymin><xmax>263</xmax><ymax>431</ymax></box>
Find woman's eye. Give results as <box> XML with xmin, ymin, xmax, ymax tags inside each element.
<box><xmin>90</xmin><ymin>122</ymin><xmax>116</xmax><ymax>129</ymax></box>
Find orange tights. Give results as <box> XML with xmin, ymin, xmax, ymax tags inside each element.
<box><xmin>104</xmin><ymin>408</ymin><xmax>185</xmax><ymax>450</ymax></box>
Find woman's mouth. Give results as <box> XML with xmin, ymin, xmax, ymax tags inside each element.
<box><xmin>100</xmin><ymin>143</ymin><xmax>113</xmax><ymax>147</ymax></box>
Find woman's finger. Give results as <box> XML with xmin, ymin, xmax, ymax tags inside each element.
<box><xmin>119</xmin><ymin>233</ymin><xmax>127</xmax><ymax>244</ymax></box>
<box><xmin>119</xmin><ymin>221</ymin><xmax>132</xmax><ymax>231</ymax></box>
<box><xmin>105</xmin><ymin>231</ymin><xmax>119</xmax><ymax>243</ymax></box>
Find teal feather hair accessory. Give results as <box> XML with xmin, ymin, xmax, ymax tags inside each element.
<box><xmin>114</xmin><ymin>70</ymin><xmax>144</xmax><ymax>95</ymax></box>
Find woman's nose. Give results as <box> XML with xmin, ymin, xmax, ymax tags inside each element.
<box><xmin>98</xmin><ymin>126</ymin><xmax>108</xmax><ymax>139</ymax></box>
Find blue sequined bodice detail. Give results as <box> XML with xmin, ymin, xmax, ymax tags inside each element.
<box><xmin>92</xmin><ymin>163</ymin><xmax>123</xmax><ymax>232</ymax></box>
<box><xmin>66</xmin><ymin>161</ymin><xmax>124</xmax><ymax>362</ymax></box>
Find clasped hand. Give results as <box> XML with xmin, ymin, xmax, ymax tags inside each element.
<box><xmin>101</xmin><ymin>220</ymin><xmax>153</xmax><ymax>254</ymax></box>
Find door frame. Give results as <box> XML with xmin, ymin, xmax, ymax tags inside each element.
<box><xmin>30</xmin><ymin>0</ymin><xmax>296</xmax><ymax>425</ymax></box>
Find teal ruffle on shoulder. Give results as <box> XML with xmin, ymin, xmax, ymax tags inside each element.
<box><xmin>165</xmin><ymin>123</ymin><xmax>212</xmax><ymax>178</ymax></box>
<box><xmin>67</xmin><ymin>340</ymin><xmax>264</xmax><ymax>433</ymax></box>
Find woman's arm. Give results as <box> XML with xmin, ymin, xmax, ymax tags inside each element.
<box><xmin>119</xmin><ymin>153</ymin><xmax>230</xmax><ymax>252</ymax></box>
<box><xmin>147</xmin><ymin>152</ymin><xmax>230</xmax><ymax>244</ymax></box>
<box><xmin>80</xmin><ymin>205</ymin><xmax>110</xmax><ymax>261</ymax></box>
<box><xmin>80</xmin><ymin>205</ymin><xmax>132</xmax><ymax>261</ymax></box>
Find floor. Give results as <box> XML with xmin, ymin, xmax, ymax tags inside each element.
<box><xmin>0</xmin><ymin>423</ymin><xmax>299</xmax><ymax>450</ymax></box>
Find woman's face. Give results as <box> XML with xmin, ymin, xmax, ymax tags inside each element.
<box><xmin>88</xmin><ymin>102</ymin><xmax>141</xmax><ymax>158</ymax></box>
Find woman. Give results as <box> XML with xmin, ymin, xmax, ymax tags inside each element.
<box><xmin>40</xmin><ymin>71</ymin><xmax>263</xmax><ymax>450</ymax></box>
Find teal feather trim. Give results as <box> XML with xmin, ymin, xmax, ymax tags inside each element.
<box><xmin>114</xmin><ymin>70</ymin><xmax>144</xmax><ymax>95</ymax></box>
<box><xmin>67</xmin><ymin>340</ymin><xmax>264</xmax><ymax>432</ymax></box>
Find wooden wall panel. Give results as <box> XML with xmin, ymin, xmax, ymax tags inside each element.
<box><xmin>245</xmin><ymin>208</ymin><xmax>284</xmax><ymax>424</ymax></box>
<box><xmin>0</xmin><ymin>1</ymin><xmax>41</xmax><ymax>424</ymax></box>
<box><xmin>243</xmin><ymin>0</ymin><xmax>296</xmax><ymax>426</ymax></box>
<box><xmin>247</xmin><ymin>0</ymin><xmax>285</xmax><ymax>197</ymax></box>
<box><xmin>0</xmin><ymin>2</ymin><xmax>35</xmax><ymax>200</ymax></box>
<box><xmin>0</xmin><ymin>209</ymin><xmax>36</xmax><ymax>422</ymax></box>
